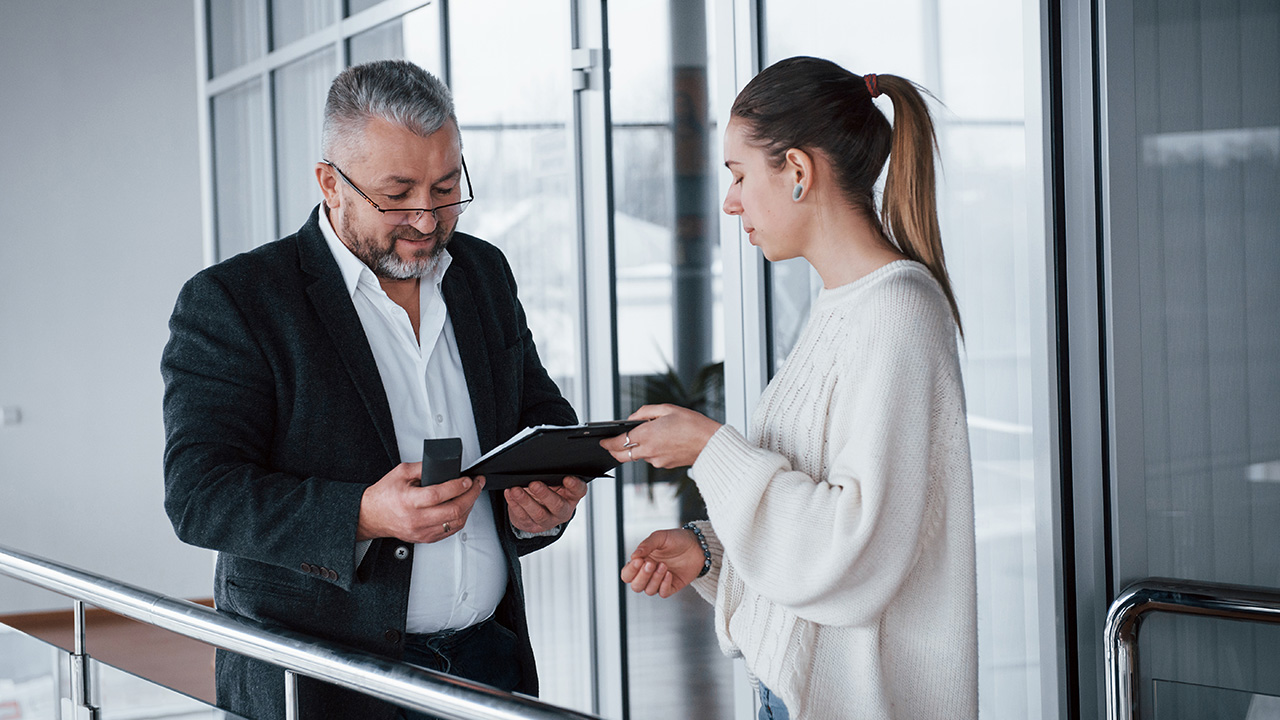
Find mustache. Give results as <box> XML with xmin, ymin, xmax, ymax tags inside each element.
<box><xmin>392</xmin><ymin>227</ymin><xmax>434</xmax><ymax>242</ymax></box>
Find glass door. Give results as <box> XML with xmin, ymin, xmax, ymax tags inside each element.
<box><xmin>760</xmin><ymin>1</ymin><xmax>1062</xmax><ymax>717</ymax></box>
<box><xmin>606</xmin><ymin>0</ymin><xmax>733</xmax><ymax>717</ymax></box>
<box><xmin>1099</xmin><ymin>0</ymin><xmax>1280</xmax><ymax>717</ymax></box>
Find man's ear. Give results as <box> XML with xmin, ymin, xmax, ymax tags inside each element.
<box><xmin>316</xmin><ymin>163</ymin><xmax>341</xmax><ymax>208</ymax></box>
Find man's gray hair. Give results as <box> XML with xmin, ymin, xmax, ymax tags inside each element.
<box><xmin>322</xmin><ymin>60</ymin><xmax>456</xmax><ymax>162</ymax></box>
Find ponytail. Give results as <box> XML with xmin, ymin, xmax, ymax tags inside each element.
<box><xmin>730</xmin><ymin>57</ymin><xmax>963</xmax><ymax>336</ymax></box>
<box><xmin>875</xmin><ymin>75</ymin><xmax>963</xmax><ymax>337</ymax></box>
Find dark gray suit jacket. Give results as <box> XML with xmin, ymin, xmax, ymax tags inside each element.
<box><xmin>161</xmin><ymin>207</ymin><xmax>576</xmax><ymax>720</ymax></box>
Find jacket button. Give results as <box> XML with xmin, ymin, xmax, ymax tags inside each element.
<box><xmin>328</xmin><ymin>569</ymin><xmax>339</xmax><ymax>581</ymax></box>
<box><xmin>394</xmin><ymin>546</ymin><xmax>409</xmax><ymax>560</ymax></box>
<box><xmin>300</xmin><ymin>562</ymin><xmax>312</xmax><ymax>573</ymax></box>
<box><xmin>385</xmin><ymin>629</ymin><xmax>401</xmax><ymax>644</ymax></box>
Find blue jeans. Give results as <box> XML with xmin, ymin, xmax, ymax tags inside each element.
<box><xmin>759</xmin><ymin>682</ymin><xmax>791</xmax><ymax>720</ymax></box>
<box><xmin>397</xmin><ymin>617</ymin><xmax>523</xmax><ymax>720</ymax></box>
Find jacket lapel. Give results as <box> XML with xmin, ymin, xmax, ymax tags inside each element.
<box><xmin>296</xmin><ymin>210</ymin><xmax>400</xmax><ymax>465</ymax></box>
<box><xmin>442</xmin><ymin>262</ymin><xmax>498</xmax><ymax>454</ymax></box>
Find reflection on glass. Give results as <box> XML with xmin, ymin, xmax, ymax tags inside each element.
<box><xmin>347</xmin><ymin>7</ymin><xmax>443</xmax><ymax>75</ymax></box>
<box><xmin>270</xmin><ymin>0</ymin><xmax>334</xmax><ymax>50</ymax></box>
<box><xmin>208</xmin><ymin>0</ymin><xmax>266</xmax><ymax>77</ymax></box>
<box><xmin>447</xmin><ymin>0</ymin><xmax>587</xmax><ymax>711</ymax></box>
<box><xmin>1154</xmin><ymin>679</ymin><xmax>1280</xmax><ymax>720</ymax></box>
<box><xmin>0</xmin><ymin>625</ymin><xmax>59</xmax><ymax>720</ymax></box>
<box><xmin>94</xmin><ymin>657</ymin><xmax>235</xmax><ymax>719</ymax></box>
<box><xmin>763</xmin><ymin>0</ymin><xmax>1047</xmax><ymax>717</ymax></box>
<box><xmin>609</xmin><ymin>0</ymin><xmax>729</xmax><ymax>717</ymax></box>
<box><xmin>212</xmin><ymin>80</ymin><xmax>268</xmax><ymax>260</ymax></box>
<box><xmin>1119</xmin><ymin>0</ymin><xmax>1280</xmax><ymax>696</ymax></box>
<box><xmin>273</xmin><ymin>49</ymin><xmax>336</xmax><ymax>237</ymax></box>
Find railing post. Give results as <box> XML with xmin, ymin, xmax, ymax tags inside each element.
<box><xmin>1105</xmin><ymin>579</ymin><xmax>1280</xmax><ymax>720</ymax></box>
<box><xmin>68</xmin><ymin>600</ymin><xmax>100</xmax><ymax>720</ymax></box>
<box><xmin>285</xmin><ymin>669</ymin><xmax>299</xmax><ymax>720</ymax></box>
<box><xmin>0</xmin><ymin>544</ymin><xmax>605</xmax><ymax>720</ymax></box>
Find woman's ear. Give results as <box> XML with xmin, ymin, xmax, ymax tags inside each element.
<box><xmin>784</xmin><ymin>147</ymin><xmax>815</xmax><ymax>202</ymax></box>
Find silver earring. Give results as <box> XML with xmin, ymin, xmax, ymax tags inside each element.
<box><xmin>792</xmin><ymin>183</ymin><xmax>804</xmax><ymax>202</ymax></box>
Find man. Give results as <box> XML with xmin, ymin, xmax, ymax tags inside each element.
<box><xmin>161</xmin><ymin>60</ymin><xmax>587</xmax><ymax>720</ymax></box>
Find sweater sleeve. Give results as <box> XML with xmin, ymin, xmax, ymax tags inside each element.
<box><xmin>690</xmin><ymin>285</ymin><xmax>962</xmax><ymax>628</ymax></box>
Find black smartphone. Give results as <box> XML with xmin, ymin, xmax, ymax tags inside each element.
<box><xmin>421</xmin><ymin>437</ymin><xmax>463</xmax><ymax>486</ymax></box>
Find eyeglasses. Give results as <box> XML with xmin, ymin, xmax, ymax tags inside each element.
<box><xmin>323</xmin><ymin>157</ymin><xmax>473</xmax><ymax>226</ymax></box>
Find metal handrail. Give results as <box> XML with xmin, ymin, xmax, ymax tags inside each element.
<box><xmin>0</xmin><ymin>544</ymin><xmax>603</xmax><ymax>720</ymax></box>
<box><xmin>1105</xmin><ymin>577</ymin><xmax>1280</xmax><ymax>720</ymax></box>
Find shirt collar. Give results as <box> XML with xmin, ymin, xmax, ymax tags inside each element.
<box><xmin>318</xmin><ymin>203</ymin><xmax>452</xmax><ymax>298</ymax></box>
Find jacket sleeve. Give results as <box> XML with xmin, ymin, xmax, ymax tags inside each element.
<box><xmin>161</xmin><ymin>270</ymin><xmax>366</xmax><ymax>590</ymax></box>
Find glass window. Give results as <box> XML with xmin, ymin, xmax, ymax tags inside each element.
<box><xmin>273</xmin><ymin>48</ymin><xmax>336</xmax><ymax>237</ymax></box>
<box><xmin>212</xmin><ymin>79</ymin><xmax>269</xmax><ymax>259</ymax></box>
<box><xmin>762</xmin><ymin>0</ymin><xmax>1051</xmax><ymax>717</ymax></box>
<box><xmin>1104</xmin><ymin>0</ymin><xmax>1280</xmax><ymax>701</ymax></box>
<box><xmin>346</xmin><ymin>0</ymin><xmax>382</xmax><ymax>17</ymax></box>
<box><xmin>270</xmin><ymin>0</ymin><xmax>335</xmax><ymax>50</ymax></box>
<box><xmin>608</xmin><ymin>0</ymin><xmax>730</xmax><ymax>717</ymax></box>
<box><xmin>447</xmin><ymin>0</ymin><xmax>588</xmax><ymax>711</ymax></box>
<box><xmin>207</xmin><ymin>0</ymin><xmax>266</xmax><ymax>77</ymax></box>
<box><xmin>347</xmin><ymin>6</ymin><xmax>443</xmax><ymax>74</ymax></box>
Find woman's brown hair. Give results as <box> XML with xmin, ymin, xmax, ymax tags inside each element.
<box><xmin>730</xmin><ymin>56</ymin><xmax>962</xmax><ymax>335</ymax></box>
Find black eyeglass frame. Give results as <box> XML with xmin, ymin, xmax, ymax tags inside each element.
<box><xmin>323</xmin><ymin>157</ymin><xmax>473</xmax><ymax>226</ymax></box>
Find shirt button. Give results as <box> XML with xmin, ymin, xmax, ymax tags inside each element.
<box><xmin>460</xmin><ymin>533</ymin><xmax>468</xmax><ymax>542</ymax></box>
<box><xmin>435</xmin><ymin>414</ymin><xmax>444</xmax><ymax>424</ymax></box>
<box><xmin>460</xmin><ymin>592</ymin><xmax>468</xmax><ymax>601</ymax></box>
<box><xmin>394</xmin><ymin>546</ymin><xmax>409</xmax><ymax>560</ymax></box>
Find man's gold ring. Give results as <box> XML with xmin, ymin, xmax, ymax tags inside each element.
<box><xmin>442</xmin><ymin>521</ymin><xmax>451</xmax><ymax>534</ymax></box>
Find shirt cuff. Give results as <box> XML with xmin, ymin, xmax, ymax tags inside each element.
<box><xmin>354</xmin><ymin>538</ymin><xmax>373</xmax><ymax>567</ymax></box>
<box><xmin>513</xmin><ymin>524</ymin><xmax>563</xmax><ymax>539</ymax></box>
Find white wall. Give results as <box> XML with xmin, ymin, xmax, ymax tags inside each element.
<box><xmin>0</xmin><ymin>0</ymin><xmax>214</xmax><ymax>613</ymax></box>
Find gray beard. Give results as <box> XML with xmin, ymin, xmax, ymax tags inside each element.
<box><xmin>340</xmin><ymin>213</ymin><xmax>452</xmax><ymax>280</ymax></box>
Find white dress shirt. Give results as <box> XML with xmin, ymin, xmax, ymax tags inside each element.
<box><xmin>320</xmin><ymin>207</ymin><xmax>508</xmax><ymax>634</ymax></box>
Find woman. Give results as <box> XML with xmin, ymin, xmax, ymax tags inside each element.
<box><xmin>602</xmin><ymin>56</ymin><xmax>978</xmax><ymax>720</ymax></box>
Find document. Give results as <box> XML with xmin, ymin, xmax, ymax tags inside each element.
<box><xmin>461</xmin><ymin>420</ymin><xmax>645</xmax><ymax>491</ymax></box>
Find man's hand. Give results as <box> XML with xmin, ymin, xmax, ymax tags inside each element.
<box><xmin>504</xmin><ymin>476</ymin><xmax>588</xmax><ymax>534</ymax></box>
<box><xmin>357</xmin><ymin>462</ymin><xmax>486</xmax><ymax>543</ymax></box>
<box><xmin>620</xmin><ymin>527</ymin><xmax>705</xmax><ymax>598</ymax></box>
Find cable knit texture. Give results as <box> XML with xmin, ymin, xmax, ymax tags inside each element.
<box><xmin>689</xmin><ymin>260</ymin><xmax>977</xmax><ymax>720</ymax></box>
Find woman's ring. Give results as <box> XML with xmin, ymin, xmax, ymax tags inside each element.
<box><xmin>627</xmin><ymin>447</ymin><xmax>634</xmax><ymax>461</ymax></box>
<box><xmin>623</xmin><ymin>432</ymin><xmax>639</xmax><ymax>449</ymax></box>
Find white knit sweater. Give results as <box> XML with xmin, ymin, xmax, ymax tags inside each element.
<box><xmin>688</xmin><ymin>260</ymin><xmax>977</xmax><ymax>720</ymax></box>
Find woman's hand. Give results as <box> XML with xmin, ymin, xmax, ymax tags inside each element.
<box><xmin>600</xmin><ymin>404</ymin><xmax>722</xmax><ymax>469</ymax></box>
<box><xmin>620</xmin><ymin>527</ymin><xmax>706</xmax><ymax>598</ymax></box>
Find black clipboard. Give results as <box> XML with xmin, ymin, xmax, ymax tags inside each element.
<box><xmin>462</xmin><ymin>420</ymin><xmax>645</xmax><ymax>491</ymax></box>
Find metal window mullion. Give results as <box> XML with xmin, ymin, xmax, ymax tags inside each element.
<box><xmin>263</xmin><ymin>69</ymin><xmax>279</xmax><ymax>245</ymax></box>
<box><xmin>713</xmin><ymin>1</ymin><xmax>763</xmax><ymax>719</ymax></box>
<box><xmin>570</xmin><ymin>0</ymin><xmax>624</xmax><ymax>716</ymax></box>
<box><xmin>715</xmin><ymin>0</ymin><xmax>765</xmax><ymax>443</ymax></box>
<box><xmin>1026</xmin><ymin>0</ymin><xmax>1071</xmax><ymax>719</ymax></box>
<box><xmin>331</xmin><ymin>0</ymin><xmax>345</xmax><ymax>68</ymax></box>
<box><xmin>196</xmin><ymin>0</ymin><xmax>217</xmax><ymax>268</ymax></box>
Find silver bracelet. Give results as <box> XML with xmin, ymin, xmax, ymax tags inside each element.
<box><xmin>682</xmin><ymin>522</ymin><xmax>712</xmax><ymax>578</ymax></box>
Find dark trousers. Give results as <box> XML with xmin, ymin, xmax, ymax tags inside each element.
<box><xmin>397</xmin><ymin>617</ymin><xmax>523</xmax><ymax>720</ymax></box>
